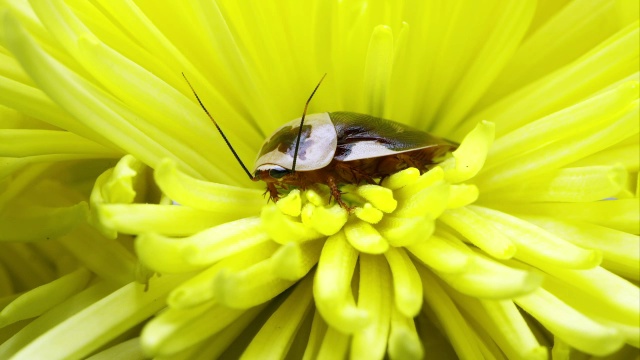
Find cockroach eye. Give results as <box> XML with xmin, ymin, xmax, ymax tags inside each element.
<box><xmin>268</xmin><ymin>167</ymin><xmax>290</xmax><ymax>179</ymax></box>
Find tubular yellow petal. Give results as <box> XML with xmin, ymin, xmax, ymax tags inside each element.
<box><xmin>439</xmin><ymin>207</ymin><xmax>516</xmax><ymax>260</ymax></box>
<box><xmin>344</xmin><ymin>221</ymin><xmax>389</xmax><ymax>254</ymax></box>
<box><xmin>57</xmin><ymin>226</ymin><xmax>136</xmax><ymax>286</ymax></box>
<box><xmin>447</xmin><ymin>184</ymin><xmax>479</xmax><ymax>209</ymax></box>
<box><xmin>240</xmin><ymin>274</ymin><xmax>314</xmax><ymax>359</ymax></box>
<box><xmin>301</xmin><ymin>310</ymin><xmax>328</xmax><ymax>360</ymax></box>
<box><xmin>167</xmin><ymin>241</ymin><xmax>278</xmax><ymax>309</ymax></box>
<box><xmin>3</xmin><ymin>13</ymin><xmax>182</xmax><ymax>175</ymax></box>
<box><xmin>76</xmin><ymin>35</ymin><xmax>255</xmax><ymax>184</ymax></box>
<box><xmin>0</xmin><ymin>201</ymin><xmax>88</xmax><ymax>242</ymax></box>
<box><xmin>187</xmin><ymin>306</ymin><xmax>265</xmax><ymax>359</ymax></box>
<box><xmin>315</xmin><ymin>326</ymin><xmax>350</xmax><ymax>360</ymax></box>
<box><xmin>141</xmin><ymin>301</ymin><xmax>251</xmax><ymax>358</ymax></box>
<box><xmin>447</xmin><ymin>291</ymin><xmax>547</xmax><ymax>360</ymax></box>
<box><xmin>0</xmin><ymin>268</ymin><xmax>91</xmax><ymax>327</ymax></box>
<box><xmin>388</xmin><ymin>304</ymin><xmax>424</xmax><ymax>360</ymax></box>
<box><xmin>0</xmin><ymin>129</ymin><xmax>119</xmax><ymax>157</ymax></box>
<box><xmin>493</xmin><ymin>198</ymin><xmax>640</xmax><ymax>234</ymax></box>
<box><xmin>350</xmin><ymin>254</ymin><xmax>392</xmax><ymax>360</ymax></box>
<box><xmin>96</xmin><ymin>203</ymin><xmax>244</xmax><ymax>237</ymax></box>
<box><xmin>521</xmin><ymin>216</ymin><xmax>640</xmax><ymax>280</ymax></box>
<box><xmin>0</xmin><ymin>77</ymin><xmax>81</xmax><ymax>136</ymax></box>
<box><xmin>481</xmin><ymin>165</ymin><xmax>628</xmax><ymax>203</ymax></box>
<box><xmin>384</xmin><ymin>247</ymin><xmax>423</xmax><ymax>317</ymax></box>
<box><xmin>307</xmin><ymin>203</ymin><xmax>349</xmax><ymax>236</ymax></box>
<box><xmin>314</xmin><ymin>232</ymin><xmax>369</xmax><ymax>333</ymax></box>
<box><xmin>459</xmin><ymin>24</ymin><xmax>640</xmax><ymax>138</ymax></box>
<box><xmin>469</xmin><ymin>206</ymin><xmax>602</xmax><ymax>269</ymax></box>
<box><xmin>393</xmin><ymin>166</ymin><xmax>444</xmax><ymax>199</ymax></box>
<box><xmin>12</xmin><ymin>275</ymin><xmax>187</xmax><ymax>360</ymax></box>
<box><xmin>394</xmin><ymin>180</ymin><xmax>450</xmax><ymax>219</ymax></box>
<box><xmin>354</xmin><ymin>203</ymin><xmax>384</xmax><ymax>224</ymax></box>
<box><xmin>304</xmin><ymin>188</ymin><xmax>329</xmax><ymax>207</ymax></box>
<box><xmin>441</xmin><ymin>121</ymin><xmax>495</xmax><ymax>184</ymax></box>
<box><xmin>135</xmin><ymin>233</ymin><xmax>205</xmax><ymax>274</ymax></box>
<box><xmin>433</xmin><ymin>0</ymin><xmax>536</xmax><ymax>133</ymax></box>
<box><xmin>407</xmin><ymin>234</ymin><xmax>471</xmax><ymax>274</ymax></box>
<box><xmin>270</xmin><ymin>240</ymin><xmax>324</xmax><ymax>281</ymax></box>
<box><xmin>0</xmin><ymin>281</ymin><xmax>119</xmax><ymax>358</ymax></box>
<box><xmin>475</xmin><ymin>100</ymin><xmax>639</xmax><ymax>192</ymax></box>
<box><xmin>100</xmin><ymin>155</ymin><xmax>145</xmax><ymax>204</ymax></box>
<box><xmin>515</xmin><ymin>288</ymin><xmax>626</xmax><ymax>356</ymax></box>
<box><xmin>542</xmin><ymin>266</ymin><xmax>640</xmax><ymax>326</ymax></box>
<box><xmin>261</xmin><ymin>204</ymin><xmax>324</xmax><ymax>244</ymax></box>
<box><xmin>154</xmin><ymin>158</ymin><xmax>263</xmax><ymax>214</ymax></box>
<box><xmin>485</xmin><ymin>81</ymin><xmax>638</xmax><ymax>166</ymax></box>
<box><xmin>213</xmin><ymin>258</ymin><xmax>297</xmax><ymax>309</ymax></box>
<box><xmin>276</xmin><ymin>189</ymin><xmax>302</xmax><ymax>217</ymax></box>
<box><xmin>356</xmin><ymin>184</ymin><xmax>397</xmax><ymax>213</ymax></box>
<box><xmin>436</xmin><ymin>252</ymin><xmax>542</xmax><ymax>299</ymax></box>
<box><xmin>417</xmin><ymin>266</ymin><xmax>485</xmax><ymax>360</ymax></box>
<box><xmin>570</xmin><ymin>140</ymin><xmax>639</xmax><ymax>171</ymax></box>
<box><xmin>380</xmin><ymin>167</ymin><xmax>421</xmax><ymax>190</ymax></box>
<box><xmin>377</xmin><ymin>215</ymin><xmax>434</xmax><ymax>247</ymax></box>
<box><xmin>485</xmin><ymin>0</ymin><xmax>635</xmax><ymax>105</ymax></box>
<box><xmin>179</xmin><ymin>217</ymin><xmax>270</xmax><ymax>265</ymax></box>
<box><xmin>88</xmin><ymin>169</ymin><xmax>117</xmax><ymax>239</ymax></box>
<box><xmin>86</xmin><ymin>338</ymin><xmax>142</xmax><ymax>360</ymax></box>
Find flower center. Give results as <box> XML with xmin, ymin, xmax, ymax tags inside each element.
<box><xmin>261</xmin><ymin>164</ymin><xmax>480</xmax><ymax>254</ymax></box>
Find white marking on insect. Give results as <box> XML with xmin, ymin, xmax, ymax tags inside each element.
<box><xmin>253</xmin><ymin>113</ymin><xmax>337</xmax><ymax>172</ymax></box>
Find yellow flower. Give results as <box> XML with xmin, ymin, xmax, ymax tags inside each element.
<box><xmin>0</xmin><ymin>1</ymin><xmax>638</xmax><ymax>359</ymax></box>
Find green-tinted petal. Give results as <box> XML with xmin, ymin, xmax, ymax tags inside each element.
<box><xmin>515</xmin><ymin>288</ymin><xmax>625</xmax><ymax>356</ymax></box>
<box><xmin>154</xmin><ymin>158</ymin><xmax>262</xmax><ymax>213</ymax></box>
<box><xmin>59</xmin><ymin>225</ymin><xmax>135</xmax><ymax>285</ymax></box>
<box><xmin>484</xmin><ymin>82</ymin><xmax>638</xmax><ymax>167</ymax></box>
<box><xmin>167</xmin><ymin>240</ymin><xmax>278</xmax><ymax>309</ymax></box>
<box><xmin>141</xmin><ymin>301</ymin><xmax>254</xmax><ymax>357</ymax></box>
<box><xmin>407</xmin><ymin>234</ymin><xmax>471</xmax><ymax>274</ymax></box>
<box><xmin>388</xmin><ymin>304</ymin><xmax>424</xmax><ymax>360</ymax></box>
<box><xmin>469</xmin><ymin>205</ymin><xmax>601</xmax><ymax>269</ymax></box>
<box><xmin>459</xmin><ymin>24</ymin><xmax>639</xmax><ymax>138</ymax></box>
<box><xmin>0</xmin><ymin>268</ymin><xmax>91</xmax><ymax>327</ymax></box>
<box><xmin>436</xmin><ymin>252</ymin><xmax>542</xmax><ymax>299</ymax></box>
<box><xmin>0</xmin><ymin>201</ymin><xmax>88</xmax><ymax>242</ymax></box>
<box><xmin>439</xmin><ymin>207</ymin><xmax>516</xmax><ymax>260</ymax></box>
<box><xmin>11</xmin><ymin>275</ymin><xmax>186</xmax><ymax>360</ymax></box>
<box><xmin>521</xmin><ymin>216</ymin><xmax>639</xmax><ymax>280</ymax></box>
<box><xmin>418</xmin><ymin>266</ymin><xmax>485</xmax><ymax>359</ymax></box>
<box><xmin>240</xmin><ymin>274</ymin><xmax>314</xmax><ymax>359</ymax></box>
<box><xmin>493</xmin><ymin>199</ymin><xmax>640</xmax><ymax>234</ymax></box>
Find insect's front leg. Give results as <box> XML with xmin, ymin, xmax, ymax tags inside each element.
<box><xmin>266</xmin><ymin>182</ymin><xmax>280</xmax><ymax>203</ymax></box>
<box><xmin>326</xmin><ymin>176</ymin><xmax>352</xmax><ymax>210</ymax></box>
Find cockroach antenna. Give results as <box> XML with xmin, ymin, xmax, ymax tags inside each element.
<box><xmin>182</xmin><ymin>73</ymin><xmax>253</xmax><ymax>181</ymax></box>
<box><xmin>292</xmin><ymin>73</ymin><xmax>327</xmax><ymax>172</ymax></box>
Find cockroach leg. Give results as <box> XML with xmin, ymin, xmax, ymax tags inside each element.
<box><xmin>327</xmin><ymin>176</ymin><xmax>351</xmax><ymax>210</ymax></box>
<box><xmin>267</xmin><ymin>182</ymin><xmax>280</xmax><ymax>203</ymax></box>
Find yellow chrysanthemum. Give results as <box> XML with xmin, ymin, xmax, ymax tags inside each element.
<box><xmin>0</xmin><ymin>1</ymin><xmax>638</xmax><ymax>359</ymax></box>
